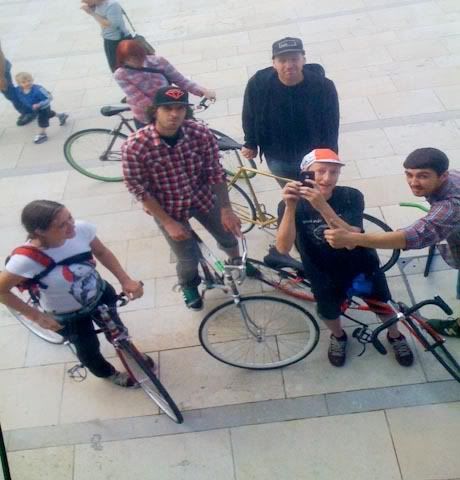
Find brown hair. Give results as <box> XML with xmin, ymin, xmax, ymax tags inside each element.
<box><xmin>21</xmin><ymin>200</ymin><xmax>65</xmax><ymax>238</ymax></box>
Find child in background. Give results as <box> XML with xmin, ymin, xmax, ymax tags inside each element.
<box><xmin>14</xmin><ymin>72</ymin><xmax>68</xmax><ymax>144</ymax></box>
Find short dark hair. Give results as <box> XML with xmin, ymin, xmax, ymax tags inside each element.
<box><xmin>403</xmin><ymin>148</ymin><xmax>449</xmax><ymax>176</ymax></box>
<box><xmin>21</xmin><ymin>200</ymin><xmax>64</xmax><ymax>239</ymax></box>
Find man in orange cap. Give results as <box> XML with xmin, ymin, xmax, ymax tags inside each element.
<box><xmin>275</xmin><ymin>149</ymin><xmax>414</xmax><ymax>367</ymax></box>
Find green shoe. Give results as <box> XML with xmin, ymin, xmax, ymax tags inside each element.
<box><xmin>181</xmin><ymin>286</ymin><xmax>203</xmax><ymax>311</ymax></box>
<box><xmin>427</xmin><ymin>318</ymin><xmax>460</xmax><ymax>338</ymax></box>
<box><xmin>245</xmin><ymin>260</ymin><xmax>259</xmax><ymax>278</ymax></box>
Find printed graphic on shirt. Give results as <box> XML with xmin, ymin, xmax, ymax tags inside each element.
<box><xmin>61</xmin><ymin>260</ymin><xmax>101</xmax><ymax>307</ymax></box>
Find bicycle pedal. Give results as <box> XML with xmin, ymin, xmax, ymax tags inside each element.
<box><xmin>67</xmin><ymin>363</ymin><xmax>87</xmax><ymax>382</ymax></box>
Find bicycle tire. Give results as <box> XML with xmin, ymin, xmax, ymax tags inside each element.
<box><xmin>362</xmin><ymin>213</ymin><xmax>400</xmax><ymax>273</ymax></box>
<box><xmin>227</xmin><ymin>180</ymin><xmax>257</xmax><ymax>234</ymax></box>
<box><xmin>63</xmin><ymin>128</ymin><xmax>128</xmax><ymax>182</ymax></box>
<box><xmin>117</xmin><ymin>341</ymin><xmax>183</xmax><ymax>423</ymax></box>
<box><xmin>405</xmin><ymin>316</ymin><xmax>460</xmax><ymax>382</ymax></box>
<box><xmin>247</xmin><ymin>259</ymin><xmax>314</xmax><ymax>301</ymax></box>
<box><xmin>199</xmin><ymin>295</ymin><xmax>319</xmax><ymax>370</ymax></box>
<box><xmin>6</xmin><ymin>302</ymin><xmax>64</xmax><ymax>344</ymax></box>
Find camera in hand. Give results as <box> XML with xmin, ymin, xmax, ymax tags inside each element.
<box><xmin>300</xmin><ymin>170</ymin><xmax>315</xmax><ymax>185</ymax></box>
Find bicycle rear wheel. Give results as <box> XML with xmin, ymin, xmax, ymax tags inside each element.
<box><xmin>227</xmin><ymin>181</ymin><xmax>256</xmax><ymax>234</ymax></box>
<box><xmin>64</xmin><ymin>128</ymin><xmax>127</xmax><ymax>182</ymax></box>
<box><xmin>117</xmin><ymin>341</ymin><xmax>183</xmax><ymax>423</ymax></box>
<box><xmin>220</xmin><ymin>149</ymin><xmax>257</xmax><ymax>178</ymax></box>
<box><xmin>363</xmin><ymin>213</ymin><xmax>400</xmax><ymax>273</ymax></box>
<box><xmin>247</xmin><ymin>259</ymin><xmax>314</xmax><ymax>301</ymax></box>
<box><xmin>199</xmin><ymin>295</ymin><xmax>319</xmax><ymax>370</ymax></box>
<box><xmin>405</xmin><ymin>316</ymin><xmax>460</xmax><ymax>382</ymax></box>
<box><xmin>6</xmin><ymin>295</ymin><xmax>64</xmax><ymax>344</ymax></box>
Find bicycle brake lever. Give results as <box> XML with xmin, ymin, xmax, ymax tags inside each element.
<box><xmin>433</xmin><ymin>296</ymin><xmax>453</xmax><ymax>315</ymax></box>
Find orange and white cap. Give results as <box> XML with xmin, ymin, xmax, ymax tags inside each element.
<box><xmin>300</xmin><ymin>148</ymin><xmax>345</xmax><ymax>171</ymax></box>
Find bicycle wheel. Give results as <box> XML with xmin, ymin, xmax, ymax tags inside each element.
<box><xmin>405</xmin><ymin>316</ymin><xmax>460</xmax><ymax>382</ymax></box>
<box><xmin>247</xmin><ymin>259</ymin><xmax>314</xmax><ymax>301</ymax></box>
<box><xmin>220</xmin><ymin>149</ymin><xmax>257</xmax><ymax>178</ymax></box>
<box><xmin>199</xmin><ymin>295</ymin><xmax>319</xmax><ymax>370</ymax></box>
<box><xmin>227</xmin><ymin>181</ymin><xmax>256</xmax><ymax>234</ymax></box>
<box><xmin>117</xmin><ymin>341</ymin><xmax>183</xmax><ymax>423</ymax></box>
<box><xmin>6</xmin><ymin>300</ymin><xmax>64</xmax><ymax>344</ymax></box>
<box><xmin>362</xmin><ymin>213</ymin><xmax>400</xmax><ymax>273</ymax></box>
<box><xmin>64</xmin><ymin>128</ymin><xmax>127</xmax><ymax>182</ymax></box>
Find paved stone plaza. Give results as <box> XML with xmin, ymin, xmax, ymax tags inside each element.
<box><xmin>1</xmin><ymin>0</ymin><xmax>460</xmax><ymax>478</ymax></box>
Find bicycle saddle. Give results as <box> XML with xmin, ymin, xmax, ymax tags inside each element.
<box><xmin>211</xmin><ymin>130</ymin><xmax>243</xmax><ymax>151</ymax></box>
<box><xmin>100</xmin><ymin>105</ymin><xmax>131</xmax><ymax>116</ymax></box>
<box><xmin>263</xmin><ymin>246</ymin><xmax>305</xmax><ymax>274</ymax></box>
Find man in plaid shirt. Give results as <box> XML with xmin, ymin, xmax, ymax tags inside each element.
<box><xmin>325</xmin><ymin>148</ymin><xmax>460</xmax><ymax>337</ymax></box>
<box><xmin>122</xmin><ymin>86</ymin><xmax>241</xmax><ymax>310</ymax></box>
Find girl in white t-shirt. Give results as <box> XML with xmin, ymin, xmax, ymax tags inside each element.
<box><xmin>0</xmin><ymin>200</ymin><xmax>144</xmax><ymax>387</ymax></box>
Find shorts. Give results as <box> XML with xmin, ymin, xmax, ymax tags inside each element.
<box><xmin>306</xmin><ymin>263</ymin><xmax>391</xmax><ymax>320</ymax></box>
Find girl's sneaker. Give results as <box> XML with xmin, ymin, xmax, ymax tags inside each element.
<box><xmin>58</xmin><ymin>113</ymin><xmax>69</xmax><ymax>126</ymax></box>
<box><xmin>34</xmin><ymin>133</ymin><xmax>48</xmax><ymax>144</ymax></box>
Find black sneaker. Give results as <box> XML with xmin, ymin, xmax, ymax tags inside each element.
<box><xmin>328</xmin><ymin>331</ymin><xmax>348</xmax><ymax>367</ymax></box>
<box><xmin>387</xmin><ymin>333</ymin><xmax>414</xmax><ymax>367</ymax></box>
<box><xmin>17</xmin><ymin>112</ymin><xmax>36</xmax><ymax>126</ymax></box>
<box><xmin>58</xmin><ymin>113</ymin><xmax>69</xmax><ymax>126</ymax></box>
<box><xmin>181</xmin><ymin>286</ymin><xmax>203</xmax><ymax>311</ymax></box>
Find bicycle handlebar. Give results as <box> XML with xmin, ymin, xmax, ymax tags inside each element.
<box><xmin>371</xmin><ymin>296</ymin><xmax>453</xmax><ymax>354</ymax></box>
<box><xmin>193</xmin><ymin>97</ymin><xmax>212</xmax><ymax>113</ymax></box>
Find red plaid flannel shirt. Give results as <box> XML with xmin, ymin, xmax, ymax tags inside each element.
<box><xmin>122</xmin><ymin>120</ymin><xmax>226</xmax><ymax>221</ymax></box>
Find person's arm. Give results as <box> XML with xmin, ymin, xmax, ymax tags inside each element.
<box><xmin>298</xmin><ymin>183</ymin><xmax>361</xmax><ymax>232</ymax></box>
<box><xmin>320</xmin><ymin>79</ymin><xmax>340</xmax><ymax>153</ymax></box>
<box><xmin>241</xmin><ymin>77</ymin><xmax>258</xmax><ymax>159</ymax></box>
<box><xmin>32</xmin><ymin>86</ymin><xmax>52</xmax><ymax>110</ymax></box>
<box><xmin>0</xmin><ymin>270</ymin><xmax>61</xmax><ymax>331</ymax></box>
<box><xmin>211</xmin><ymin>183</ymin><xmax>241</xmax><ymax>237</ymax></box>
<box><xmin>0</xmin><ymin>41</ymin><xmax>7</xmax><ymax>91</ymax></box>
<box><xmin>90</xmin><ymin>236</ymin><xmax>143</xmax><ymax>299</ymax></box>
<box><xmin>324</xmin><ymin>228</ymin><xmax>407</xmax><ymax>250</ymax></box>
<box><xmin>160</xmin><ymin>57</ymin><xmax>215</xmax><ymax>99</ymax></box>
<box><xmin>80</xmin><ymin>2</ymin><xmax>111</xmax><ymax>28</ymax></box>
<box><xmin>275</xmin><ymin>183</ymin><xmax>300</xmax><ymax>254</ymax></box>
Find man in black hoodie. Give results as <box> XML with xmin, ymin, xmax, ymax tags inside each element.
<box><xmin>242</xmin><ymin>37</ymin><xmax>339</xmax><ymax>183</ymax></box>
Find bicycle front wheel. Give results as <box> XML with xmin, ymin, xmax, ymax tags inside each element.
<box><xmin>363</xmin><ymin>213</ymin><xmax>400</xmax><ymax>272</ymax></box>
<box><xmin>7</xmin><ymin>302</ymin><xmax>64</xmax><ymax>344</ymax></box>
<box><xmin>406</xmin><ymin>316</ymin><xmax>460</xmax><ymax>382</ymax></box>
<box><xmin>64</xmin><ymin>128</ymin><xmax>127</xmax><ymax>182</ymax></box>
<box><xmin>247</xmin><ymin>259</ymin><xmax>314</xmax><ymax>301</ymax></box>
<box><xmin>220</xmin><ymin>149</ymin><xmax>257</xmax><ymax>178</ymax></box>
<box><xmin>227</xmin><ymin>181</ymin><xmax>256</xmax><ymax>234</ymax></box>
<box><xmin>199</xmin><ymin>295</ymin><xmax>319</xmax><ymax>370</ymax></box>
<box><xmin>117</xmin><ymin>341</ymin><xmax>183</xmax><ymax>423</ymax></box>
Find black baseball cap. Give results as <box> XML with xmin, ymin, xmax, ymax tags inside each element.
<box><xmin>154</xmin><ymin>86</ymin><xmax>192</xmax><ymax>106</ymax></box>
<box><xmin>272</xmin><ymin>37</ymin><xmax>305</xmax><ymax>58</ymax></box>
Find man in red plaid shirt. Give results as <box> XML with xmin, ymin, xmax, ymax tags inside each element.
<box><xmin>122</xmin><ymin>86</ymin><xmax>241</xmax><ymax>310</ymax></box>
<box><xmin>325</xmin><ymin>148</ymin><xmax>460</xmax><ymax>338</ymax></box>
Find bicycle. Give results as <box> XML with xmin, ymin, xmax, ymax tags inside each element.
<box><xmin>242</xmin><ymin>250</ymin><xmax>460</xmax><ymax>381</ymax></box>
<box><xmin>193</xmin><ymin>230</ymin><xmax>320</xmax><ymax>370</ymax></box>
<box><xmin>63</xmin><ymin>99</ymin><xmax>256</xmax><ymax>182</ymax></box>
<box><xmin>6</xmin><ymin>290</ymin><xmax>183</xmax><ymax>423</ymax></box>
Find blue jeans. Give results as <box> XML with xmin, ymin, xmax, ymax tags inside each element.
<box><xmin>157</xmin><ymin>201</ymin><xmax>238</xmax><ymax>287</ymax></box>
<box><xmin>1</xmin><ymin>62</ymin><xmax>32</xmax><ymax>115</ymax></box>
<box><xmin>264</xmin><ymin>154</ymin><xmax>300</xmax><ymax>186</ymax></box>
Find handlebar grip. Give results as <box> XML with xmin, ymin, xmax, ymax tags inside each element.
<box><xmin>434</xmin><ymin>296</ymin><xmax>453</xmax><ymax>316</ymax></box>
<box><xmin>373</xmin><ymin>337</ymin><xmax>387</xmax><ymax>355</ymax></box>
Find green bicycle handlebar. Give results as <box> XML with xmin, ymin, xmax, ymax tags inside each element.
<box><xmin>399</xmin><ymin>202</ymin><xmax>430</xmax><ymax>213</ymax></box>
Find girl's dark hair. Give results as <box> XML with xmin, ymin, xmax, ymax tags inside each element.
<box><xmin>21</xmin><ymin>200</ymin><xmax>65</xmax><ymax>238</ymax></box>
<box><xmin>403</xmin><ymin>148</ymin><xmax>449</xmax><ymax>176</ymax></box>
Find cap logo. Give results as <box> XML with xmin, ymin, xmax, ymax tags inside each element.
<box><xmin>165</xmin><ymin>88</ymin><xmax>185</xmax><ymax>100</ymax></box>
<box><xmin>278</xmin><ymin>39</ymin><xmax>297</xmax><ymax>49</ymax></box>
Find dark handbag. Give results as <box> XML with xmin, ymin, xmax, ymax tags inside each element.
<box><xmin>122</xmin><ymin>9</ymin><xmax>155</xmax><ymax>55</ymax></box>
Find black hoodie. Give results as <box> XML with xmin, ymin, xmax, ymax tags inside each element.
<box><xmin>242</xmin><ymin>63</ymin><xmax>339</xmax><ymax>164</ymax></box>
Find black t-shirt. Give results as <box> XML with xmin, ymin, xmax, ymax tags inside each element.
<box><xmin>160</xmin><ymin>132</ymin><xmax>180</xmax><ymax>147</ymax></box>
<box><xmin>278</xmin><ymin>186</ymin><xmax>379</xmax><ymax>276</ymax></box>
